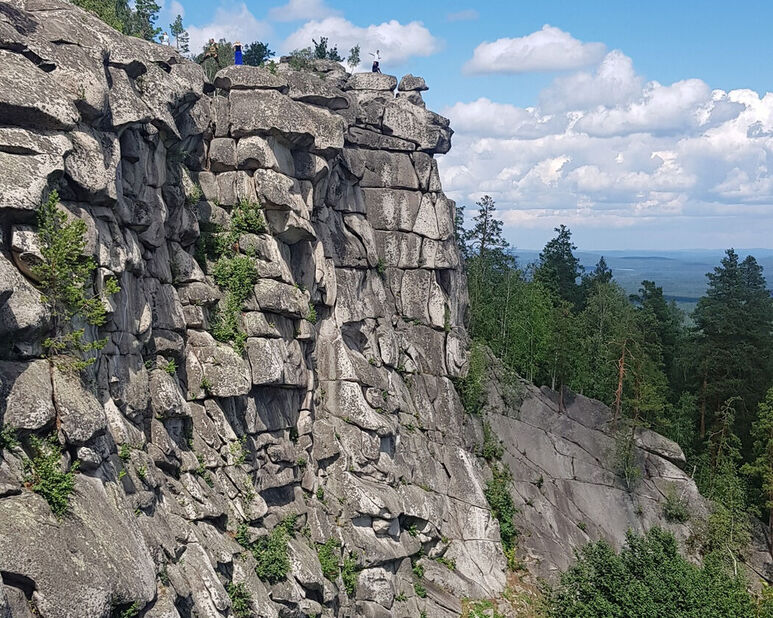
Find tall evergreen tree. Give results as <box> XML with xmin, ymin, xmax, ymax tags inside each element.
<box><xmin>169</xmin><ymin>14</ymin><xmax>189</xmax><ymax>53</ymax></box>
<box><xmin>742</xmin><ymin>387</ymin><xmax>773</xmax><ymax>545</ymax></box>
<box><xmin>312</xmin><ymin>37</ymin><xmax>343</xmax><ymax>61</ymax></box>
<box><xmin>534</xmin><ymin>225</ymin><xmax>584</xmax><ymax>307</ymax></box>
<box><xmin>129</xmin><ymin>0</ymin><xmax>161</xmax><ymax>40</ymax></box>
<box><xmin>243</xmin><ymin>41</ymin><xmax>274</xmax><ymax>66</ymax></box>
<box><xmin>464</xmin><ymin>195</ymin><xmax>508</xmax><ymax>260</ymax></box>
<box><xmin>693</xmin><ymin>249</ymin><xmax>773</xmax><ymax>445</ymax></box>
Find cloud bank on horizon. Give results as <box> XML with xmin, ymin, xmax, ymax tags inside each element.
<box><xmin>442</xmin><ymin>25</ymin><xmax>773</xmax><ymax>248</ymax></box>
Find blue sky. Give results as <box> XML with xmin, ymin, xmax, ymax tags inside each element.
<box><xmin>162</xmin><ymin>0</ymin><xmax>773</xmax><ymax>250</ymax></box>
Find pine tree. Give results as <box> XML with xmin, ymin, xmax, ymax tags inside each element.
<box><xmin>169</xmin><ymin>14</ymin><xmax>189</xmax><ymax>53</ymax></box>
<box><xmin>312</xmin><ymin>37</ymin><xmax>343</xmax><ymax>61</ymax></box>
<box><xmin>347</xmin><ymin>44</ymin><xmax>361</xmax><ymax>71</ymax></box>
<box><xmin>693</xmin><ymin>249</ymin><xmax>773</xmax><ymax>446</ymax></box>
<box><xmin>464</xmin><ymin>195</ymin><xmax>508</xmax><ymax>260</ymax></box>
<box><xmin>742</xmin><ymin>387</ymin><xmax>773</xmax><ymax>546</ymax></box>
<box><xmin>129</xmin><ymin>0</ymin><xmax>161</xmax><ymax>40</ymax></box>
<box><xmin>534</xmin><ymin>225</ymin><xmax>584</xmax><ymax>308</ymax></box>
<box><xmin>243</xmin><ymin>42</ymin><xmax>274</xmax><ymax>66</ymax></box>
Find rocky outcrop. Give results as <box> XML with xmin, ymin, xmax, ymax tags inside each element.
<box><xmin>0</xmin><ymin>2</ymin><xmax>769</xmax><ymax>617</ymax></box>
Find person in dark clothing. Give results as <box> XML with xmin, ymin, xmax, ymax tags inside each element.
<box><xmin>370</xmin><ymin>49</ymin><xmax>381</xmax><ymax>72</ymax></box>
<box><xmin>234</xmin><ymin>41</ymin><xmax>243</xmax><ymax>65</ymax></box>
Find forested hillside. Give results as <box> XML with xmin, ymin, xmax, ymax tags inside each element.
<box><xmin>456</xmin><ymin>196</ymin><xmax>773</xmax><ymax>615</ymax></box>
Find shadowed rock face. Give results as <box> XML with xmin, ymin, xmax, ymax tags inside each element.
<box><xmin>0</xmin><ymin>2</ymin><xmax>769</xmax><ymax>617</ymax></box>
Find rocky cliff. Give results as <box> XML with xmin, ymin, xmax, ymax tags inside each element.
<box><xmin>0</xmin><ymin>2</ymin><xmax>768</xmax><ymax>617</ymax></box>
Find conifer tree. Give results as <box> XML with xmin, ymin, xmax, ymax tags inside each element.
<box><xmin>534</xmin><ymin>225</ymin><xmax>584</xmax><ymax>308</ymax></box>
<box><xmin>243</xmin><ymin>42</ymin><xmax>274</xmax><ymax>66</ymax></box>
<box><xmin>169</xmin><ymin>14</ymin><xmax>189</xmax><ymax>53</ymax></box>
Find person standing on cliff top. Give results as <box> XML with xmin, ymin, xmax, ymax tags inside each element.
<box><xmin>159</xmin><ymin>31</ymin><xmax>170</xmax><ymax>45</ymax></box>
<box><xmin>234</xmin><ymin>41</ymin><xmax>243</xmax><ymax>65</ymax></box>
<box><xmin>370</xmin><ymin>49</ymin><xmax>382</xmax><ymax>72</ymax></box>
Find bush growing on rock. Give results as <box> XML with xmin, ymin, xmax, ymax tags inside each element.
<box><xmin>226</xmin><ymin>582</ymin><xmax>253</xmax><ymax>618</ymax></box>
<box><xmin>547</xmin><ymin>527</ymin><xmax>761</xmax><ymax>616</ymax></box>
<box><xmin>23</xmin><ymin>434</ymin><xmax>79</xmax><ymax>518</ymax></box>
<box><xmin>32</xmin><ymin>191</ymin><xmax>117</xmax><ymax>370</ymax></box>
<box><xmin>485</xmin><ymin>464</ymin><xmax>520</xmax><ymax>571</ymax></box>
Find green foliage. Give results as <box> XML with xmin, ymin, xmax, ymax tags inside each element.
<box><xmin>231</xmin><ymin>199</ymin><xmax>266</xmax><ymax>236</ymax></box>
<box><xmin>288</xmin><ymin>48</ymin><xmax>315</xmax><ymax>71</ymax></box>
<box><xmin>662</xmin><ymin>484</ymin><xmax>690</xmax><ymax>523</ymax></box>
<box><xmin>226</xmin><ymin>582</ymin><xmax>252</xmax><ymax>618</ymax></box>
<box><xmin>115</xmin><ymin>602</ymin><xmax>141</xmax><ymax>618</ymax></box>
<box><xmin>534</xmin><ymin>225</ymin><xmax>583</xmax><ymax>308</ymax></box>
<box><xmin>237</xmin><ymin>517</ymin><xmax>296</xmax><ymax>584</ymax></box>
<box><xmin>480</xmin><ymin>421</ymin><xmax>504</xmax><ymax>461</ymax></box>
<box><xmin>484</xmin><ymin>464</ymin><xmax>519</xmax><ymax>570</ymax></box>
<box><xmin>414</xmin><ymin>583</ymin><xmax>427</xmax><ymax>598</ymax></box>
<box><xmin>547</xmin><ymin>527</ymin><xmax>755</xmax><ymax>617</ymax></box>
<box><xmin>614</xmin><ymin>425</ymin><xmax>643</xmax><ymax>492</ymax></box>
<box><xmin>0</xmin><ymin>425</ymin><xmax>19</xmax><ymax>451</ymax></box>
<box><xmin>161</xmin><ymin>358</ymin><xmax>177</xmax><ymax>375</ymax></box>
<box><xmin>455</xmin><ymin>342</ymin><xmax>488</xmax><ymax>415</ymax></box>
<box><xmin>347</xmin><ymin>44</ymin><xmax>361</xmax><ymax>70</ymax></box>
<box><xmin>341</xmin><ymin>552</ymin><xmax>358</xmax><ymax>596</ymax></box>
<box><xmin>694</xmin><ymin>249</ymin><xmax>773</xmax><ymax>451</ymax></box>
<box><xmin>230</xmin><ymin>436</ymin><xmax>247</xmax><ymax>465</ymax></box>
<box><xmin>24</xmin><ymin>434</ymin><xmax>79</xmax><ymax>518</ymax></box>
<box><xmin>312</xmin><ymin>36</ymin><xmax>343</xmax><ymax>61</ymax></box>
<box><xmin>243</xmin><ymin>41</ymin><xmax>274</xmax><ymax>66</ymax></box>
<box><xmin>436</xmin><ymin>556</ymin><xmax>456</xmax><ymax>570</ymax></box>
<box><xmin>317</xmin><ymin>538</ymin><xmax>341</xmax><ymax>581</ymax></box>
<box><xmin>32</xmin><ymin>192</ymin><xmax>114</xmax><ymax>370</ymax></box>
<box><xmin>169</xmin><ymin>14</ymin><xmax>189</xmax><ymax>53</ymax></box>
<box><xmin>211</xmin><ymin>255</ymin><xmax>258</xmax><ymax>352</ymax></box>
<box><xmin>306</xmin><ymin>303</ymin><xmax>317</xmax><ymax>324</ymax></box>
<box><xmin>412</xmin><ymin>560</ymin><xmax>425</xmax><ymax>579</ymax></box>
<box><xmin>376</xmin><ymin>258</ymin><xmax>387</xmax><ymax>277</ymax></box>
<box><xmin>118</xmin><ymin>443</ymin><xmax>131</xmax><ymax>462</ymax></box>
<box><xmin>71</xmin><ymin>0</ymin><xmax>129</xmax><ymax>31</ymax></box>
<box><xmin>185</xmin><ymin>183</ymin><xmax>203</xmax><ymax>206</ymax></box>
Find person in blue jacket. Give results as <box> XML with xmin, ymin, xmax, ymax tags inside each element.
<box><xmin>234</xmin><ymin>41</ymin><xmax>243</xmax><ymax>65</ymax></box>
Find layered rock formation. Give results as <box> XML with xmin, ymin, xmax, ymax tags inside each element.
<box><xmin>0</xmin><ymin>2</ymin><xmax>768</xmax><ymax>617</ymax></box>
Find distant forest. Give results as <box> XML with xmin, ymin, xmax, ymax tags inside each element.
<box><xmin>457</xmin><ymin>196</ymin><xmax>773</xmax><ymax>614</ymax></box>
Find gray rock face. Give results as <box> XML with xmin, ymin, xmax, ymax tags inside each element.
<box><xmin>0</xmin><ymin>5</ymin><xmax>767</xmax><ymax>618</ymax></box>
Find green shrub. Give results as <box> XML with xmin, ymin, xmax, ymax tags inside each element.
<box><xmin>547</xmin><ymin>527</ymin><xmax>756</xmax><ymax>617</ymax></box>
<box><xmin>662</xmin><ymin>485</ymin><xmax>690</xmax><ymax>523</ymax></box>
<box><xmin>211</xmin><ymin>255</ymin><xmax>258</xmax><ymax>353</ymax></box>
<box><xmin>412</xmin><ymin>560</ymin><xmax>424</xmax><ymax>579</ymax></box>
<box><xmin>376</xmin><ymin>258</ymin><xmax>387</xmax><ymax>277</ymax></box>
<box><xmin>288</xmin><ymin>48</ymin><xmax>315</xmax><ymax>71</ymax></box>
<box><xmin>455</xmin><ymin>342</ymin><xmax>487</xmax><ymax>415</ymax></box>
<box><xmin>317</xmin><ymin>538</ymin><xmax>341</xmax><ymax>581</ymax></box>
<box><xmin>0</xmin><ymin>425</ymin><xmax>20</xmax><ymax>451</ymax></box>
<box><xmin>480</xmin><ymin>421</ymin><xmax>503</xmax><ymax>461</ymax></box>
<box><xmin>485</xmin><ymin>464</ymin><xmax>519</xmax><ymax>570</ymax></box>
<box><xmin>341</xmin><ymin>552</ymin><xmax>358</xmax><ymax>595</ymax></box>
<box><xmin>24</xmin><ymin>434</ymin><xmax>78</xmax><ymax>517</ymax></box>
<box><xmin>161</xmin><ymin>358</ymin><xmax>177</xmax><ymax>375</ymax></box>
<box><xmin>186</xmin><ymin>183</ymin><xmax>203</xmax><ymax>206</ymax></box>
<box><xmin>231</xmin><ymin>199</ymin><xmax>266</xmax><ymax>235</ymax></box>
<box><xmin>32</xmin><ymin>191</ymin><xmax>115</xmax><ymax>370</ymax></box>
<box><xmin>237</xmin><ymin>517</ymin><xmax>297</xmax><ymax>584</ymax></box>
<box><xmin>306</xmin><ymin>303</ymin><xmax>317</xmax><ymax>324</ymax></box>
<box><xmin>614</xmin><ymin>426</ymin><xmax>642</xmax><ymax>492</ymax></box>
<box><xmin>436</xmin><ymin>556</ymin><xmax>456</xmax><ymax>570</ymax></box>
<box><xmin>414</xmin><ymin>583</ymin><xmax>427</xmax><ymax>598</ymax></box>
<box><xmin>226</xmin><ymin>582</ymin><xmax>253</xmax><ymax>618</ymax></box>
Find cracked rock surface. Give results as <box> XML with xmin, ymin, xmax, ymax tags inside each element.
<box><xmin>0</xmin><ymin>2</ymin><xmax>769</xmax><ymax>616</ymax></box>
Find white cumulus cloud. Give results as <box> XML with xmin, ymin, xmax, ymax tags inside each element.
<box><xmin>187</xmin><ymin>4</ymin><xmax>272</xmax><ymax>55</ymax></box>
<box><xmin>439</xmin><ymin>49</ymin><xmax>773</xmax><ymax>248</ymax></box>
<box><xmin>268</xmin><ymin>0</ymin><xmax>340</xmax><ymax>23</ymax></box>
<box><xmin>283</xmin><ymin>17</ymin><xmax>441</xmax><ymax>69</ymax></box>
<box><xmin>463</xmin><ymin>24</ymin><xmax>606</xmax><ymax>75</ymax></box>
